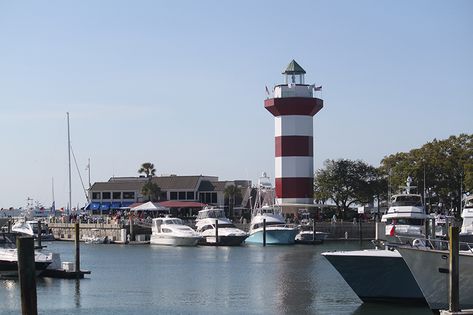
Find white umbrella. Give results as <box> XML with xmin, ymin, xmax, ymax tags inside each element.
<box><xmin>131</xmin><ymin>201</ymin><xmax>169</xmax><ymax>212</ymax></box>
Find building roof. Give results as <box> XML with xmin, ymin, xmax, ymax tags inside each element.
<box><xmin>152</xmin><ymin>176</ymin><xmax>202</xmax><ymax>190</ymax></box>
<box><xmin>282</xmin><ymin>59</ymin><xmax>306</xmax><ymax>75</ymax></box>
<box><xmin>90</xmin><ymin>179</ymin><xmax>147</xmax><ymax>191</ymax></box>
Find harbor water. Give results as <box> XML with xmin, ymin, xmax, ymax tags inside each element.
<box><xmin>0</xmin><ymin>241</ymin><xmax>432</xmax><ymax>315</ymax></box>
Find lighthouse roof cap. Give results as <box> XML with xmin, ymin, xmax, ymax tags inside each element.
<box><xmin>282</xmin><ymin>60</ymin><xmax>306</xmax><ymax>74</ymax></box>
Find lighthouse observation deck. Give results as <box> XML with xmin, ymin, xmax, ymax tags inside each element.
<box><xmin>273</xmin><ymin>84</ymin><xmax>314</xmax><ymax>98</ymax></box>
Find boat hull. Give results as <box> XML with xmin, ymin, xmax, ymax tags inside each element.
<box><xmin>322</xmin><ymin>250</ymin><xmax>425</xmax><ymax>303</ymax></box>
<box><xmin>0</xmin><ymin>260</ymin><xmax>51</xmax><ymax>278</ymax></box>
<box><xmin>245</xmin><ymin>228</ymin><xmax>297</xmax><ymax>245</ymax></box>
<box><xmin>150</xmin><ymin>235</ymin><xmax>200</xmax><ymax>246</ymax></box>
<box><xmin>200</xmin><ymin>235</ymin><xmax>247</xmax><ymax>246</ymax></box>
<box><xmin>397</xmin><ymin>247</ymin><xmax>473</xmax><ymax>310</ymax></box>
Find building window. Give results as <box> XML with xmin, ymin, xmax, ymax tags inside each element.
<box><xmin>170</xmin><ymin>192</ymin><xmax>178</xmax><ymax>200</ymax></box>
<box><xmin>186</xmin><ymin>192</ymin><xmax>194</xmax><ymax>200</ymax></box>
<box><xmin>211</xmin><ymin>192</ymin><xmax>217</xmax><ymax>204</ymax></box>
<box><xmin>123</xmin><ymin>192</ymin><xmax>135</xmax><ymax>200</ymax></box>
<box><xmin>102</xmin><ymin>192</ymin><xmax>111</xmax><ymax>199</ymax></box>
<box><xmin>112</xmin><ymin>192</ymin><xmax>121</xmax><ymax>199</ymax></box>
<box><xmin>178</xmin><ymin>192</ymin><xmax>186</xmax><ymax>200</ymax></box>
<box><xmin>92</xmin><ymin>192</ymin><xmax>101</xmax><ymax>200</ymax></box>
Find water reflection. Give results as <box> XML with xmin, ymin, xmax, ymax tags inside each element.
<box><xmin>275</xmin><ymin>246</ymin><xmax>316</xmax><ymax>313</ymax></box>
<box><xmin>74</xmin><ymin>279</ymin><xmax>81</xmax><ymax>308</ymax></box>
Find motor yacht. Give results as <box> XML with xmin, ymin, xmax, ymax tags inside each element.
<box><xmin>11</xmin><ymin>219</ymin><xmax>55</xmax><ymax>241</ymax></box>
<box><xmin>295</xmin><ymin>223</ymin><xmax>329</xmax><ymax>244</ymax></box>
<box><xmin>150</xmin><ymin>217</ymin><xmax>201</xmax><ymax>246</ymax></box>
<box><xmin>245</xmin><ymin>205</ymin><xmax>298</xmax><ymax>245</ymax></box>
<box><xmin>322</xmin><ymin>177</ymin><xmax>431</xmax><ymax>303</ymax></box>
<box><xmin>398</xmin><ymin>242</ymin><xmax>473</xmax><ymax>310</ymax></box>
<box><xmin>460</xmin><ymin>195</ymin><xmax>473</xmax><ymax>243</ymax></box>
<box><xmin>195</xmin><ymin>208</ymin><xmax>247</xmax><ymax>246</ymax></box>
<box><xmin>0</xmin><ymin>233</ymin><xmax>53</xmax><ymax>278</ymax></box>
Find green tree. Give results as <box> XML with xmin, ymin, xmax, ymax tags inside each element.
<box><xmin>138</xmin><ymin>162</ymin><xmax>156</xmax><ymax>178</ymax></box>
<box><xmin>380</xmin><ymin>134</ymin><xmax>473</xmax><ymax>215</ymax></box>
<box><xmin>224</xmin><ymin>185</ymin><xmax>242</xmax><ymax>219</ymax></box>
<box><xmin>314</xmin><ymin>159</ymin><xmax>380</xmax><ymax>219</ymax></box>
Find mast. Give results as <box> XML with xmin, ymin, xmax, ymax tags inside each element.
<box><xmin>67</xmin><ymin>112</ymin><xmax>72</xmax><ymax>215</ymax></box>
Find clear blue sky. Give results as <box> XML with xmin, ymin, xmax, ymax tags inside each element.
<box><xmin>0</xmin><ymin>1</ymin><xmax>472</xmax><ymax>208</ymax></box>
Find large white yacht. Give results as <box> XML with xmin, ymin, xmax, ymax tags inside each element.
<box><xmin>460</xmin><ymin>195</ymin><xmax>473</xmax><ymax>243</ymax></box>
<box><xmin>322</xmin><ymin>177</ymin><xmax>431</xmax><ymax>303</ymax></box>
<box><xmin>398</xmin><ymin>243</ymin><xmax>473</xmax><ymax>310</ymax></box>
<box><xmin>195</xmin><ymin>207</ymin><xmax>247</xmax><ymax>246</ymax></box>
<box><xmin>150</xmin><ymin>217</ymin><xmax>201</xmax><ymax>246</ymax></box>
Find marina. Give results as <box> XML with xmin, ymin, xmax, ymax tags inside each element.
<box><xmin>0</xmin><ymin>241</ymin><xmax>433</xmax><ymax>315</ymax></box>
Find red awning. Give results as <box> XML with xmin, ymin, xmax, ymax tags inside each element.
<box><xmin>158</xmin><ymin>201</ymin><xmax>207</xmax><ymax>208</ymax></box>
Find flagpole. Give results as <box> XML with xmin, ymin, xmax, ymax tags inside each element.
<box><xmin>67</xmin><ymin>112</ymin><xmax>72</xmax><ymax>215</ymax></box>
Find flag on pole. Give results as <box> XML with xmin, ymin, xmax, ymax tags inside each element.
<box><xmin>265</xmin><ymin>85</ymin><xmax>270</xmax><ymax>96</ymax></box>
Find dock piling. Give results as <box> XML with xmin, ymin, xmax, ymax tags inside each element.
<box><xmin>17</xmin><ymin>236</ymin><xmax>38</xmax><ymax>315</ymax></box>
<box><xmin>312</xmin><ymin>219</ymin><xmax>316</xmax><ymax>241</ymax></box>
<box><xmin>215</xmin><ymin>219</ymin><xmax>219</xmax><ymax>245</ymax></box>
<box><xmin>37</xmin><ymin>221</ymin><xmax>42</xmax><ymax>248</ymax></box>
<box><xmin>263</xmin><ymin>219</ymin><xmax>266</xmax><ymax>246</ymax></box>
<box><xmin>75</xmin><ymin>222</ymin><xmax>80</xmax><ymax>277</ymax></box>
<box><xmin>449</xmin><ymin>226</ymin><xmax>460</xmax><ymax>312</ymax></box>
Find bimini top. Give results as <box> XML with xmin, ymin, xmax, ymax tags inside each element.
<box><xmin>282</xmin><ymin>59</ymin><xmax>306</xmax><ymax>75</ymax></box>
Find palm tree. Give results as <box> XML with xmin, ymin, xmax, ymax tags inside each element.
<box><xmin>141</xmin><ymin>181</ymin><xmax>162</xmax><ymax>202</ymax></box>
<box><xmin>138</xmin><ymin>162</ymin><xmax>156</xmax><ymax>178</ymax></box>
<box><xmin>224</xmin><ymin>185</ymin><xmax>242</xmax><ymax>219</ymax></box>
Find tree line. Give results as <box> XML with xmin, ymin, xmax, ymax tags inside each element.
<box><xmin>314</xmin><ymin>134</ymin><xmax>473</xmax><ymax>218</ymax></box>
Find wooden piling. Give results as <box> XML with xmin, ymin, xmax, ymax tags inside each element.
<box><xmin>75</xmin><ymin>222</ymin><xmax>80</xmax><ymax>277</ymax></box>
<box><xmin>7</xmin><ymin>219</ymin><xmax>12</xmax><ymax>233</ymax></box>
<box><xmin>17</xmin><ymin>236</ymin><xmax>38</xmax><ymax>315</ymax></box>
<box><xmin>449</xmin><ymin>226</ymin><xmax>460</xmax><ymax>312</ymax></box>
<box><xmin>37</xmin><ymin>221</ymin><xmax>42</xmax><ymax>248</ymax></box>
<box><xmin>215</xmin><ymin>219</ymin><xmax>219</xmax><ymax>245</ymax></box>
<box><xmin>263</xmin><ymin>219</ymin><xmax>266</xmax><ymax>246</ymax></box>
<box><xmin>312</xmin><ymin>219</ymin><xmax>316</xmax><ymax>241</ymax></box>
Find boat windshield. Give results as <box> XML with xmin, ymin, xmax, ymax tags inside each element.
<box><xmin>253</xmin><ymin>222</ymin><xmax>284</xmax><ymax>229</ymax></box>
<box><xmin>197</xmin><ymin>210</ymin><xmax>226</xmax><ymax>220</ymax></box>
<box><xmin>163</xmin><ymin>219</ymin><xmax>183</xmax><ymax>225</ymax></box>
<box><xmin>386</xmin><ymin>218</ymin><xmax>424</xmax><ymax>226</ymax></box>
<box><xmin>216</xmin><ymin>223</ymin><xmax>236</xmax><ymax>229</ymax></box>
<box><xmin>391</xmin><ymin>195</ymin><xmax>422</xmax><ymax>207</ymax></box>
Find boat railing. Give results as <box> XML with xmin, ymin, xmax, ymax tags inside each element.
<box><xmin>399</xmin><ymin>236</ymin><xmax>473</xmax><ymax>253</ymax></box>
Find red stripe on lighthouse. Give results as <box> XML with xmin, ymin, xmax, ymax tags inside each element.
<box><xmin>265</xmin><ymin>97</ymin><xmax>323</xmax><ymax>116</ymax></box>
<box><xmin>275</xmin><ymin>177</ymin><xmax>314</xmax><ymax>199</ymax></box>
<box><xmin>275</xmin><ymin>136</ymin><xmax>313</xmax><ymax>157</ymax></box>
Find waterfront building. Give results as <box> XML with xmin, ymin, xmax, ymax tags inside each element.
<box><xmin>86</xmin><ymin>175</ymin><xmax>251</xmax><ymax>217</ymax></box>
<box><xmin>264</xmin><ymin>60</ymin><xmax>323</xmax><ymax>213</ymax></box>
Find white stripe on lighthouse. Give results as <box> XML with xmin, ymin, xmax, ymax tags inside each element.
<box><xmin>275</xmin><ymin>116</ymin><xmax>314</xmax><ymax>137</ymax></box>
<box><xmin>275</xmin><ymin>156</ymin><xmax>314</xmax><ymax>178</ymax></box>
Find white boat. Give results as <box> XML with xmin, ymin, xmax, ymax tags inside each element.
<box><xmin>244</xmin><ymin>173</ymin><xmax>298</xmax><ymax>245</ymax></box>
<box><xmin>0</xmin><ymin>233</ymin><xmax>53</xmax><ymax>278</ymax></box>
<box><xmin>82</xmin><ymin>229</ymin><xmax>108</xmax><ymax>244</ymax></box>
<box><xmin>295</xmin><ymin>224</ymin><xmax>329</xmax><ymax>244</ymax></box>
<box><xmin>11</xmin><ymin>219</ymin><xmax>55</xmax><ymax>241</ymax></box>
<box><xmin>381</xmin><ymin>192</ymin><xmax>431</xmax><ymax>242</ymax></box>
<box><xmin>150</xmin><ymin>217</ymin><xmax>201</xmax><ymax>246</ymax></box>
<box><xmin>398</xmin><ymin>244</ymin><xmax>473</xmax><ymax>310</ymax></box>
<box><xmin>460</xmin><ymin>195</ymin><xmax>473</xmax><ymax>243</ymax></box>
<box><xmin>245</xmin><ymin>205</ymin><xmax>298</xmax><ymax>245</ymax></box>
<box><xmin>322</xmin><ymin>177</ymin><xmax>430</xmax><ymax>303</ymax></box>
<box><xmin>295</xmin><ymin>211</ymin><xmax>329</xmax><ymax>244</ymax></box>
<box><xmin>195</xmin><ymin>207</ymin><xmax>247</xmax><ymax>246</ymax></box>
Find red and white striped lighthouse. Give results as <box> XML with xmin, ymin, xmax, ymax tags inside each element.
<box><xmin>264</xmin><ymin>60</ymin><xmax>323</xmax><ymax>207</ymax></box>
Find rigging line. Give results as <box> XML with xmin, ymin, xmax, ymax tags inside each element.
<box><xmin>70</xmin><ymin>144</ymin><xmax>90</xmax><ymax>203</ymax></box>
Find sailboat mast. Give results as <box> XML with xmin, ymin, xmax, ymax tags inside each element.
<box><xmin>67</xmin><ymin>112</ymin><xmax>72</xmax><ymax>215</ymax></box>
